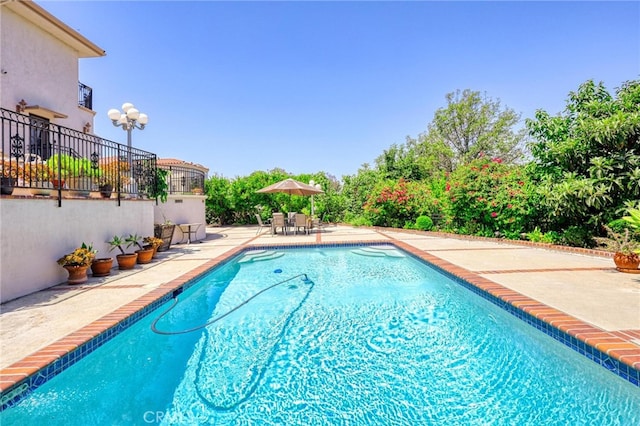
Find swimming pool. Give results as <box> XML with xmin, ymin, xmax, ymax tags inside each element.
<box><xmin>1</xmin><ymin>244</ymin><xmax>639</xmax><ymax>424</ymax></box>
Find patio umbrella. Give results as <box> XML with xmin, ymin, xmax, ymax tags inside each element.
<box><xmin>256</xmin><ymin>178</ymin><xmax>324</xmax><ymax>196</ymax></box>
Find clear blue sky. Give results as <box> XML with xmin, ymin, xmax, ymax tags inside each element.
<box><xmin>40</xmin><ymin>1</ymin><xmax>639</xmax><ymax>180</ymax></box>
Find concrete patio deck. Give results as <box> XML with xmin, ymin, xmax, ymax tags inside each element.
<box><xmin>1</xmin><ymin>224</ymin><xmax>639</xmax><ymax>392</ymax></box>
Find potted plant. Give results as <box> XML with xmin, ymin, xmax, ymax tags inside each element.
<box><xmin>1</xmin><ymin>159</ymin><xmax>22</xmax><ymax>195</ymax></box>
<box><xmin>90</xmin><ymin>244</ymin><xmax>114</xmax><ymax>278</ymax></box>
<box><xmin>47</xmin><ymin>153</ymin><xmax>73</xmax><ymax>189</ymax></box>
<box><xmin>108</xmin><ymin>235</ymin><xmax>138</xmax><ymax>270</ymax></box>
<box><xmin>24</xmin><ymin>162</ymin><xmax>53</xmax><ymax>196</ymax></box>
<box><xmin>98</xmin><ymin>158</ymin><xmax>131</xmax><ymax>197</ymax></box>
<box><xmin>57</xmin><ymin>242</ymin><xmax>96</xmax><ymax>284</ymax></box>
<box><xmin>595</xmin><ymin>225</ymin><xmax>640</xmax><ymax>273</ymax></box>
<box><xmin>143</xmin><ymin>236</ymin><xmax>163</xmax><ymax>258</ymax></box>
<box><xmin>127</xmin><ymin>233</ymin><xmax>154</xmax><ymax>264</ymax></box>
<box><xmin>154</xmin><ymin>220</ymin><xmax>176</xmax><ymax>252</ymax></box>
<box><xmin>96</xmin><ymin>176</ymin><xmax>114</xmax><ymax>198</ymax></box>
<box><xmin>48</xmin><ymin>154</ymin><xmax>95</xmax><ymax>197</ymax></box>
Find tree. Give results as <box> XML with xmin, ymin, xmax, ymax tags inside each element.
<box><xmin>422</xmin><ymin>89</ymin><xmax>527</xmax><ymax>171</ymax></box>
<box><xmin>342</xmin><ymin>164</ymin><xmax>383</xmax><ymax>222</ymax></box>
<box><xmin>374</xmin><ymin>135</ymin><xmax>452</xmax><ymax>181</ymax></box>
<box><xmin>526</xmin><ymin>79</ymin><xmax>640</xmax><ymax>233</ymax></box>
<box><xmin>205</xmin><ymin>174</ymin><xmax>232</xmax><ymax>225</ymax></box>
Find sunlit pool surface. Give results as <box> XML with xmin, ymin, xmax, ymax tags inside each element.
<box><xmin>2</xmin><ymin>245</ymin><xmax>639</xmax><ymax>425</ymax></box>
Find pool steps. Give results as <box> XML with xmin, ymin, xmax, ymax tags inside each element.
<box><xmin>238</xmin><ymin>250</ymin><xmax>285</xmax><ymax>263</ymax></box>
<box><xmin>351</xmin><ymin>246</ymin><xmax>405</xmax><ymax>258</ymax></box>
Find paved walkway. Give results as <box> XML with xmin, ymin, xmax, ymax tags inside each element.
<box><xmin>1</xmin><ymin>225</ymin><xmax>639</xmax><ymax>392</ymax></box>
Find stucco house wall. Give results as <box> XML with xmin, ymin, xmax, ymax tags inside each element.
<box><xmin>0</xmin><ymin>2</ymin><xmax>209</xmax><ymax>303</ymax></box>
<box><xmin>154</xmin><ymin>195</ymin><xmax>208</xmax><ymax>244</ymax></box>
<box><xmin>0</xmin><ymin>0</ymin><xmax>104</xmax><ymax>131</ymax></box>
<box><xmin>0</xmin><ymin>198</ymin><xmax>154</xmax><ymax>303</ymax></box>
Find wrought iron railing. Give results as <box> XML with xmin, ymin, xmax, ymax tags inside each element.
<box><xmin>161</xmin><ymin>164</ymin><xmax>206</xmax><ymax>194</ymax></box>
<box><xmin>1</xmin><ymin>107</ymin><xmax>158</xmax><ymax>206</ymax></box>
<box><xmin>78</xmin><ymin>82</ymin><xmax>93</xmax><ymax>110</ymax></box>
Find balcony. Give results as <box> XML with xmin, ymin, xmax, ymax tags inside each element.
<box><xmin>1</xmin><ymin>108</ymin><xmax>159</xmax><ymax>205</ymax></box>
<box><xmin>162</xmin><ymin>165</ymin><xmax>206</xmax><ymax>195</ymax></box>
<box><xmin>78</xmin><ymin>82</ymin><xmax>93</xmax><ymax>110</ymax></box>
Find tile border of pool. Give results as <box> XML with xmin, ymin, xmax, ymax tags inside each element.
<box><xmin>1</xmin><ymin>239</ymin><xmax>638</xmax><ymax>410</ymax></box>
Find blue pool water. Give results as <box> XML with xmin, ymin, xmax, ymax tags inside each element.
<box><xmin>2</xmin><ymin>245</ymin><xmax>639</xmax><ymax>425</ymax></box>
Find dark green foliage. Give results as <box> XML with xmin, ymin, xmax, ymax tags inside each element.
<box><xmin>526</xmin><ymin>79</ymin><xmax>640</xmax><ymax>232</ymax></box>
<box><xmin>559</xmin><ymin>226</ymin><xmax>594</xmax><ymax>248</ymax></box>
<box><xmin>198</xmin><ymin>80</ymin><xmax>638</xmax><ymax>250</ymax></box>
<box><xmin>150</xmin><ymin>168</ymin><xmax>169</xmax><ymax>203</ymax></box>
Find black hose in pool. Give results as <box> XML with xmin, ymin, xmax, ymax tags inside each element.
<box><xmin>151</xmin><ymin>273</ymin><xmax>312</xmax><ymax>335</ymax></box>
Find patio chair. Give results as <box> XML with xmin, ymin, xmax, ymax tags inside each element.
<box><xmin>255</xmin><ymin>213</ymin><xmax>271</xmax><ymax>235</ymax></box>
<box><xmin>294</xmin><ymin>213</ymin><xmax>308</xmax><ymax>234</ymax></box>
<box><xmin>272</xmin><ymin>213</ymin><xmax>287</xmax><ymax>235</ymax></box>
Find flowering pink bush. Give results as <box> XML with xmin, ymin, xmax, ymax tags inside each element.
<box><xmin>444</xmin><ymin>157</ymin><xmax>536</xmax><ymax>237</ymax></box>
<box><xmin>363</xmin><ymin>178</ymin><xmax>443</xmax><ymax>228</ymax></box>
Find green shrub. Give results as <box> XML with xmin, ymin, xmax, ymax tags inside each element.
<box><xmin>349</xmin><ymin>216</ymin><xmax>373</xmax><ymax>227</ymax></box>
<box><xmin>526</xmin><ymin>227</ymin><xmax>560</xmax><ymax>244</ymax></box>
<box><xmin>608</xmin><ymin>219</ymin><xmax>631</xmax><ymax>234</ymax></box>
<box><xmin>560</xmin><ymin>226</ymin><xmax>594</xmax><ymax>248</ymax></box>
<box><xmin>415</xmin><ymin>215</ymin><xmax>434</xmax><ymax>231</ymax></box>
<box><xmin>444</xmin><ymin>157</ymin><xmax>537</xmax><ymax>237</ymax></box>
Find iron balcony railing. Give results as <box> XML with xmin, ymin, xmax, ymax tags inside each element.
<box><xmin>78</xmin><ymin>82</ymin><xmax>93</xmax><ymax>110</ymax></box>
<box><xmin>161</xmin><ymin>164</ymin><xmax>206</xmax><ymax>195</ymax></box>
<box><xmin>1</xmin><ymin>107</ymin><xmax>159</xmax><ymax>206</ymax></box>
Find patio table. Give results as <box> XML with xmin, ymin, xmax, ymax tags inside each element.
<box><xmin>178</xmin><ymin>223</ymin><xmax>202</xmax><ymax>244</ymax></box>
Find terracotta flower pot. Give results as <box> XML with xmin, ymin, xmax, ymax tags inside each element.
<box><xmin>136</xmin><ymin>248</ymin><xmax>154</xmax><ymax>264</ymax></box>
<box><xmin>91</xmin><ymin>257</ymin><xmax>113</xmax><ymax>277</ymax></box>
<box><xmin>51</xmin><ymin>178</ymin><xmax>65</xmax><ymax>189</ymax></box>
<box><xmin>613</xmin><ymin>252</ymin><xmax>640</xmax><ymax>272</ymax></box>
<box><xmin>63</xmin><ymin>265</ymin><xmax>89</xmax><ymax>284</ymax></box>
<box><xmin>116</xmin><ymin>253</ymin><xmax>138</xmax><ymax>270</ymax></box>
<box><xmin>144</xmin><ymin>244</ymin><xmax>158</xmax><ymax>258</ymax></box>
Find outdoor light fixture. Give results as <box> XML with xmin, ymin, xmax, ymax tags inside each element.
<box><xmin>107</xmin><ymin>102</ymin><xmax>148</xmax><ymax>167</ymax></box>
<box><xmin>107</xmin><ymin>103</ymin><xmax>149</xmax><ymax>195</ymax></box>
<box><xmin>309</xmin><ymin>180</ymin><xmax>322</xmax><ymax>217</ymax></box>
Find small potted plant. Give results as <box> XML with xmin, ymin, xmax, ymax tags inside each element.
<box><xmin>154</xmin><ymin>220</ymin><xmax>176</xmax><ymax>252</ymax></box>
<box><xmin>24</xmin><ymin>162</ymin><xmax>53</xmax><ymax>196</ymax></box>
<box><xmin>1</xmin><ymin>159</ymin><xmax>22</xmax><ymax>195</ymax></box>
<box><xmin>57</xmin><ymin>242</ymin><xmax>96</xmax><ymax>284</ymax></box>
<box><xmin>96</xmin><ymin>176</ymin><xmax>114</xmax><ymax>198</ymax></box>
<box><xmin>90</xmin><ymin>244</ymin><xmax>114</xmax><ymax>277</ymax></box>
<box><xmin>108</xmin><ymin>235</ymin><xmax>138</xmax><ymax>270</ymax></box>
<box><xmin>127</xmin><ymin>233</ymin><xmax>154</xmax><ymax>264</ymax></box>
<box><xmin>143</xmin><ymin>236</ymin><xmax>164</xmax><ymax>258</ymax></box>
<box><xmin>595</xmin><ymin>225</ymin><xmax>640</xmax><ymax>273</ymax></box>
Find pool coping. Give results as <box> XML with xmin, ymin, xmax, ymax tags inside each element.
<box><xmin>1</xmin><ymin>238</ymin><xmax>639</xmax><ymax>409</ymax></box>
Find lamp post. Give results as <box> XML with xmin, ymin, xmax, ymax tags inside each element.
<box><xmin>107</xmin><ymin>102</ymin><xmax>148</xmax><ymax>170</ymax></box>
<box><xmin>309</xmin><ymin>180</ymin><xmax>321</xmax><ymax>218</ymax></box>
<box><xmin>107</xmin><ymin>103</ymin><xmax>148</xmax><ymax>196</ymax></box>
